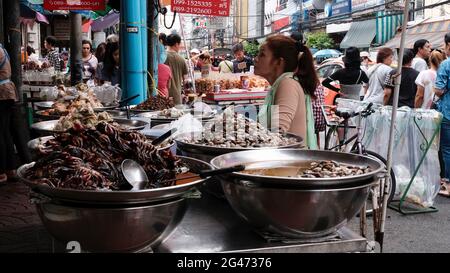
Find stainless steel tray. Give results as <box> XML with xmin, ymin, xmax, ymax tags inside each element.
<box><xmin>113</xmin><ymin>118</ymin><xmax>148</xmax><ymax>130</ymax></box>
<box><xmin>93</xmin><ymin>103</ymin><xmax>120</xmax><ymax>112</ymax></box>
<box><xmin>17</xmin><ymin>156</ymin><xmax>212</xmax><ymax>205</ymax></box>
<box><xmin>27</xmin><ymin>136</ymin><xmax>54</xmax><ymax>151</ymax></box>
<box><xmin>35</xmin><ymin>101</ymin><xmax>54</xmax><ymax>110</ymax></box>
<box><xmin>31</xmin><ymin>120</ymin><xmax>64</xmax><ymax>134</ymax></box>
<box><xmin>34</xmin><ymin>110</ymin><xmax>62</xmax><ymax>120</ymax></box>
<box><xmin>105</xmin><ymin>110</ymin><xmax>131</xmax><ymax>118</ymax></box>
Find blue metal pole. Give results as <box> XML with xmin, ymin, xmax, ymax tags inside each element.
<box><xmin>120</xmin><ymin>0</ymin><xmax>146</xmax><ymax>105</ymax></box>
<box><xmin>152</xmin><ymin>13</ymin><xmax>159</xmax><ymax>97</ymax></box>
<box><xmin>140</xmin><ymin>0</ymin><xmax>148</xmax><ymax>101</ymax></box>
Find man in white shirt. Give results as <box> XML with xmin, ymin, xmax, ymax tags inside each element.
<box><xmin>412</xmin><ymin>39</ymin><xmax>431</xmax><ymax>72</ymax></box>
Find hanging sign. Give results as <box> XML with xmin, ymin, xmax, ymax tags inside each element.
<box><xmin>171</xmin><ymin>0</ymin><xmax>231</xmax><ymax>17</ymax></box>
<box><xmin>44</xmin><ymin>0</ymin><xmax>106</xmax><ymax>11</ymax></box>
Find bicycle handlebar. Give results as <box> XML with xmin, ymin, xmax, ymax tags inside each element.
<box><xmin>335</xmin><ymin>102</ymin><xmax>374</xmax><ymax>120</ymax></box>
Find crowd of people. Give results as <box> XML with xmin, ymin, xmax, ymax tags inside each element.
<box><xmin>23</xmin><ymin>34</ymin><xmax>121</xmax><ymax>86</ymax></box>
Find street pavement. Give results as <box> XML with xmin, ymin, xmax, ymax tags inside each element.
<box><xmin>1</xmin><ymin>180</ymin><xmax>449</xmax><ymax>253</ymax></box>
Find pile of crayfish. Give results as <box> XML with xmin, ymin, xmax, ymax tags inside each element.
<box><xmin>25</xmin><ymin>122</ymin><xmax>182</xmax><ymax>190</ymax></box>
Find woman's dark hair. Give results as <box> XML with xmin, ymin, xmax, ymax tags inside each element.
<box><xmin>159</xmin><ymin>33</ymin><xmax>167</xmax><ymax>46</ymax></box>
<box><xmin>402</xmin><ymin>49</ymin><xmax>415</xmax><ymax>65</ymax></box>
<box><xmin>103</xmin><ymin>42</ymin><xmax>119</xmax><ymax>78</ymax></box>
<box><xmin>45</xmin><ymin>36</ymin><xmax>57</xmax><ymax>47</ymax></box>
<box><xmin>265</xmin><ymin>35</ymin><xmax>318</xmax><ymax>96</ymax></box>
<box><xmin>376</xmin><ymin>47</ymin><xmax>394</xmax><ymax>63</ymax></box>
<box><xmin>343</xmin><ymin>47</ymin><xmax>361</xmax><ymax>69</ymax></box>
<box><xmin>26</xmin><ymin>46</ymin><xmax>35</xmax><ymax>56</ymax></box>
<box><xmin>413</xmin><ymin>39</ymin><xmax>429</xmax><ymax>55</ymax></box>
<box><xmin>82</xmin><ymin>40</ymin><xmax>93</xmax><ymax>51</ymax></box>
<box><xmin>445</xmin><ymin>32</ymin><xmax>450</xmax><ymax>45</ymax></box>
<box><xmin>166</xmin><ymin>34</ymin><xmax>181</xmax><ymax>47</ymax></box>
<box><xmin>95</xmin><ymin>42</ymin><xmax>107</xmax><ymax>63</ymax></box>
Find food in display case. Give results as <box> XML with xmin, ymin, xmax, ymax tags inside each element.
<box><xmin>25</xmin><ymin>122</ymin><xmax>185</xmax><ymax>190</ymax></box>
<box><xmin>195</xmin><ymin>74</ymin><xmax>269</xmax><ymax>93</ymax></box>
<box><xmin>134</xmin><ymin>96</ymin><xmax>175</xmax><ymax>111</ymax></box>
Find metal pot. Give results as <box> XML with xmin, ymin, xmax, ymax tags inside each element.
<box><xmin>210</xmin><ymin>149</ymin><xmax>383</xmax><ymax>238</ymax></box>
<box><xmin>175</xmin><ymin>132</ymin><xmax>304</xmax><ymax>198</ymax></box>
<box><xmin>221</xmin><ymin>181</ymin><xmax>374</xmax><ymax>238</ymax></box>
<box><xmin>34</xmin><ymin>196</ymin><xmax>186</xmax><ymax>252</ymax></box>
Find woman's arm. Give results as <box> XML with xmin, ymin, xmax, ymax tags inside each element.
<box><xmin>321</xmin><ymin>77</ymin><xmax>340</xmax><ymax>92</ymax></box>
<box><xmin>383</xmin><ymin>87</ymin><xmax>392</xmax><ymax>105</ymax></box>
<box><xmin>415</xmin><ymin>84</ymin><xmax>425</xmax><ymax>108</ymax></box>
<box><xmin>273</xmin><ymin>79</ymin><xmax>304</xmax><ymax>134</ymax></box>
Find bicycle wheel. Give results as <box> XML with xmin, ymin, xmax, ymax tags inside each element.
<box><xmin>324</xmin><ymin>127</ymin><xmax>340</xmax><ymax>151</ymax></box>
<box><xmin>352</xmin><ymin>149</ymin><xmax>396</xmax><ymax>204</ymax></box>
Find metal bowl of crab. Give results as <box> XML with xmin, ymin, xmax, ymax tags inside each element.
<box><xmin>210</xmin><ymin>149</ymin><xmax>384</xmax><ymax>238</ymax></box>
<box><xmin>27</xmin><ymin>135</ymin><xmax>174</xmax><ymax>160</ymax></box>
<box><xmin>17</xmin><ymin>156</ymin><xmax>211</xmax><ymax>205</ymax></box>
<box><xmin>17</xmin><ymin>156</ymin><xmax>213</xmax><ymax>252</ymax></box>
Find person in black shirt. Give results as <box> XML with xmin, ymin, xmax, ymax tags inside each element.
<box><xmin>231</xmin><ymin>43</ymin><xmax>254</xmax><ymax>73</ymax></box>
<box><xmin>383</xmin><ymin>49</ymin><xmax>419</xmax><ymax>108</ymax></box>
<box><xmin>321</xmin><ymin>47</ymin><xmax>368</xmax><ymax>100</ymax></box>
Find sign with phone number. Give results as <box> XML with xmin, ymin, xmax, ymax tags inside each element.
<box><xmin>44</xmin><ymin>0</ymin><xmax>105</xmax><ymax>11</ymax></box>
<box><xmin>171</xmin><ymin>0</ymin><xmax>231</xmax><ymax>16</ymax></box>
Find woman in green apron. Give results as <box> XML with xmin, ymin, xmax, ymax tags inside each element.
<box><xmin>256</xmin><ymin>35</ymin><xmax>319</xmax><ymax>149</ymax></box>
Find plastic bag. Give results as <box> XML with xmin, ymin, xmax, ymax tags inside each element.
<box><xmin>39</xmin><ymin>86</ymin><xmax>59</xmax><ymax>101</ymax></box>
<box><xmin>92</xmin><ymin>83</ymin><xmax>122</xmax><ymax>106</ymax></box>
<box><xmin>361</xmin><ymin>105</ymin><xmax>442</xmax><ymax>207</ymax></box>
<box><xmin>168</xmin><ymin>114</ymin><xmax>203</xmax><ymax>138</ymax></box>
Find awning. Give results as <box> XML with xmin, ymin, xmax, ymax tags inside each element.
<box><xmin>340</xmin><ymin>19</ymin><xmax>376</xmax><ymax>49</ymax></box>
<box><xmin>376</xmin><ymin>11</ymin><xmax>403</xmax><ymax>45</ymax></box>
<box><xmin>326</xmin><ymin>22</ymin><xmax>352</xmax><ymax>34</ymax></box>
<box><xmin>91</xmin><ymin>12</ymin><xmax>120</xmax><ymax>32</ymax></box>
<box><xmin>384</xmin><ymin>18</ymin><xmax>450</xmax><ymax>49</ymax></box>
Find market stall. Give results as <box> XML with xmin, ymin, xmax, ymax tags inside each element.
<box><xmin>193</xmin><ymin>73</ymin><xmax>269</xmax><ymax>107</ymax></box>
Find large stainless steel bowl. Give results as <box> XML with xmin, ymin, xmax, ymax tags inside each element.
<box><xmin>35</xmin><ymin>197</ymin><xmax>186</xmax><ymax>252</ymax></box>
<box><xmin>210</xmin><ymin>149</ymin><xmax>383</xmax><ymax>238</ymax></box>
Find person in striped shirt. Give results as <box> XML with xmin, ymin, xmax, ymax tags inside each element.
<box><xmin>44</xmin><ymin>36</ymin><xmax>62</xmax><ymax>72</ymax></box>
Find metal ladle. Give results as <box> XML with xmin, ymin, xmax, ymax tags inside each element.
<box><xmin>121</xmin><ymin>159</ymin><xmax>149</xmax><ymax>191</ymax></box>
<box><xmin>121</xmin><ymin>159</ymin><xmax>245</xmax><ymax>190</ymax></box>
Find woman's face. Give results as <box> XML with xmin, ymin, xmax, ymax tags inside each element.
<box><xmin>384</xmin><ymin>54</ymin><xmax>394</xmax><ymax>66</ymax></box>
<box><xmin>82</xmin><ymin>43</ymin><xmax>91</xmax><ymax>57</ymax></box>
<box><xmin>254</xmin><ymin>44</ymin><xmax>278</xmax><ymax>79</ymax></box>
<box><xmin>44</xmin><ymin>40</ymin><xmax>51</xmax><ymax>50</ymax></box>
<box><xmin>113</xmin><ymin>49</ymin><xmax>120</xmax><ymax>65</ymax></box>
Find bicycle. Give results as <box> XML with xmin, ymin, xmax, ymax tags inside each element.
<box><xmin>323</xmin><ymin>102</ymin><xmax>396</xmax><ymax>207</ymax></box>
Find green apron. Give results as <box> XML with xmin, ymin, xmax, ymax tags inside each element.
<box><xmin>258</xmin><ymin>72</ymin><xmax>317</xmax><ymax>149</ymax></box>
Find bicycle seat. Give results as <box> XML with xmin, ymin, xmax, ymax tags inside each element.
<box><xmin>335</xmin><ymin>108</ymin><xmax>355</xmax><ymax>119</ymax></box>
